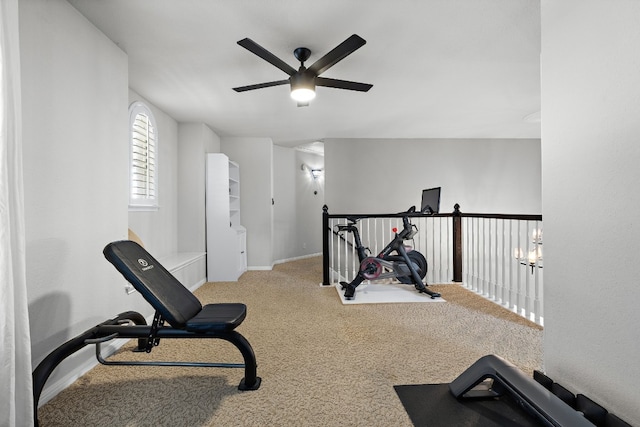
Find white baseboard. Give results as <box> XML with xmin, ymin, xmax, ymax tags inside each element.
<box><xmin>187</xmin><ymin>278</ymin><xmax>207</xmax><ymax>292</ymax></box>
<box><xmin>37</xmin><ymin>337</ymin><xmax>131</xmax><ymax>407</ymax></box>
<box><xmin>247</xmin><ymin>253</ymin><xmax>322</xmax><ymax>271</ymax></box>
<box><xmin>247</xmin><ymin>265</ymin><xmax>273</xmax><ymax>271</ymax></box>
<box><xmin>248</xmin><ymin>253</ymin><xmax>321</xmax><ymax>272</ymax></box>
<box><xmin>273</xmin><ymin>252</ymin><xmax>322</xmax><ymax>265</ymax></box>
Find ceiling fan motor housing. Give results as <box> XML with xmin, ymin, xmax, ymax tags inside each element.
<box><xmin>290</xmin><ymin>71</ymin><xmax>315</xmax><ymax>91</ymax></box>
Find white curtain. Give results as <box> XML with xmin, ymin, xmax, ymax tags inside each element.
<box><xmin>0</xmin><ymin>0</ymin><xmax>34</xmax><ymax>425</ymax></box>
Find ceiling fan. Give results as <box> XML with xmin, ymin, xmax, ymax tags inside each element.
<box><xmin>233</xmin><ymin>34</ymin><xmax>373</xmax><ymax>106</ymax></box>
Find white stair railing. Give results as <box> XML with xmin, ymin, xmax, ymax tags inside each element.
<box><xmin>461</xmin><ymin>215</ymin><xmax>543</xmax><ymax>325</ymax></box>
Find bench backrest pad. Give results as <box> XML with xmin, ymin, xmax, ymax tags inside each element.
<box><xmin>103</xmin><ymin>240</ymin><xmax>202</xmax><ymax>328</ymax></box>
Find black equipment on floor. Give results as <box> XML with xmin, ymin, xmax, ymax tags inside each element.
<box><xmin>395</xmin><ymin>383</ymin><xmax>541</xmax><ymax>427</ymax></box>
<box><xmin>337</xmin><ymin>206</ymin><xmax>441</xmax><ymax>300</ymax></box>
<box><xmin>32</xmin><ymin>240</ymin><xmax>261</xmax><ymax>426</ymax></box>
<box><xmin>449</xmin><ymin>355</ymin><xmax>593</xmax><ymax>427</ymax></box>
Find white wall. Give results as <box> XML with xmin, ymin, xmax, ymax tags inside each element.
<box><xmin>273</xmin><ymin>146</ymin><xmax>325</xmax><ymax>262</ymax></box>
<box><xmin>177</xmin><ymin>123</ymin><xmax>221</xmax><ymax>253</ymax></box>
<box><xmin>542</xmin><ymin>1</ymin><xmax>640</xmax><ymax>424</ymax></box>
<box><xmin>325</xmin><ymin>138</ymin><xmax>541</xmax><ymax>215</ymax></box>
<box><xmin>273</xmin><ymin>146</ymin><xmax>297</xmax><ymax>261</ymax></box>
<box><xmin>19</xmin><ymin>0</ymin><xmax>150</xmax><ymax>396</ymax></box>
<box><xmin>296</xmin><ymin>150</ymin><xmax>325</xmax><ymax>255</ymax></box>
<box><xmin>127</xmin><ymin>89</ymin><xmax>179</xmax><ymax>259</ymax></box>
<box><xmin>221</xmin><ymin>137</ymin><xmax>274</xmax><ymax>269</ymax></box>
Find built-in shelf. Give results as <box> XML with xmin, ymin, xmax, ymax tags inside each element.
<box><xmin>206</xmin><ymin>153</ymin><xmax>247</xmax><ymax>281</ymax></box>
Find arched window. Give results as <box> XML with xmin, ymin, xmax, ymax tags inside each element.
<box><xmin>128</xmin><ymin>101</ymin><xmax>158</xmax><ymax>208</ymax></box>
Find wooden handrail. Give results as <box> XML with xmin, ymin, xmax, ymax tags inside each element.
<box><xmin>322</xmin><ymin>204</ymin><xmax>542</xmax><ymax>286</ymax></box>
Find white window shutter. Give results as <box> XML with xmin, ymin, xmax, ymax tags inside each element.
<box><xmin>128</xmin><ymin>102</ymin><xmax>158</xmax><ymax>207</ymax></box>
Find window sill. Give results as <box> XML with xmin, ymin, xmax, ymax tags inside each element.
<box><xmin>128</xmin><ymin>205</ymin><xmax>159</xmax><ymax>212</ymax></box>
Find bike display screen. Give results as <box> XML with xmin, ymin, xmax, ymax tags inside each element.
<box><xmin>420</xmin><ymin>187</ymin><xmax>441</xmax><ymax>214</ymax></box>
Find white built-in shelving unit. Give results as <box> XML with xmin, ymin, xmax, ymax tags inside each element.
<box><xmin>206</xmin><ymin>153</ymin><xmax>247</xmax><ymax>281</ymax></box>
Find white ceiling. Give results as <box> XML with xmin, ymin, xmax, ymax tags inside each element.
<box><xmin>67</xmin><ymin>0</ymin><xmax>541</xmax><ymax>148</ymax></box>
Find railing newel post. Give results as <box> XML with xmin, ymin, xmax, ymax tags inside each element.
<box><xmin>322</xmin><ymin>205</ymin><xmax>330</xmax><ymax>286</ymax></box>
<box><xmin>452</xmin><ymin>203</ymin><xmax>463</xmax><ymax>282</ymax></box>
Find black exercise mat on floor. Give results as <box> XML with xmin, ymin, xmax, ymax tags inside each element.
<box><xmin>394</xmin><ymin>383</ymin><xmax>542</xmax><ymax>427</ymax></box>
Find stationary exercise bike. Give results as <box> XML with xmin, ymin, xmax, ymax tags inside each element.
<box><xmin>336</xmin><ymin>206</ymin><xmax>441</xmax><ymax>300</ymax></box>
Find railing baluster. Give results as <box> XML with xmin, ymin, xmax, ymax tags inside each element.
<box><xmin>491</xmin><ymin>218</ymin><xmax>495</xmax><ymax>299</ymax></box>
<box><xmin>510</xmin><ymin>220</ymin><xmax>517</xmax><ymax>310</ymax></box>
<box><xmin>498</xmin><ymin>219</ymin><xmax>503</xmax><ymax>304</ymax></box>
<box><xmin>499</xmin><ymin>219</ymin><xmax>504</xmax><ymax>302</ymax></box>
<box><xmin>463</xmin><ymin>217</ymin><xmax>469</xmax><ymax>286</ymax></box>
<box><xmin>469</xmin><ymin>217</ymin><xmax>475</xmax><ymax>291</ymax></box>
<box><xmin>472</xmin><ymin>217</ymin><xmax>477</xmax><ymax>291</ymax></box>
<box><xmin>481</xmin><ymin>218</ymin><xmax>487</xmax><ymax>295</ymax></box>
<box><xmin>433</xmin><ymin>216</ymin><xmax>436</xmax><ymax>282</ymax></box>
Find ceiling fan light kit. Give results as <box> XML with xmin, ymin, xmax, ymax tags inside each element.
<box><xmin>290</xmin><ymin>72</ymin><xmax>316</xmax><ymax>103</ymax></box>
<box><xmin>233</xmin><ymin>34</ymin><xmax>372</xmax><ymax>106</ymax></box>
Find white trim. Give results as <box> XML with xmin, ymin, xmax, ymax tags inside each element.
<box><xmin>127</xmin><ymin>204</ymin><xmax>159</xmax><ymax>212</ymax></box>
<box><xmin>249</xmin><ymin>253</ymin><xmax>323</xmax><ymax>271</ymax></box>
<box><xmin>273</xmin><ymin>252</ymin><xmax>322</xmax><ymax>265</ymax></box>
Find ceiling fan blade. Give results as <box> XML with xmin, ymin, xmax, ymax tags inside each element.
<box><xmin>307</xmin><ymin>34</ymin><xmax>367</xmax><ymax>76</ymax></box>
<box><xmin>316</xmin><ymin>77</ymin><xmax>372</xmax><ymax>92</ymax></box>
<box><xmin>237</xmin><ymin>38</ymin><xmax>297</xmax><ymax>76</ymax></box>
<box><xmin>233</xmin><ymin>79</ymin><xmax>289</xmax><ymax>92</ymax></box>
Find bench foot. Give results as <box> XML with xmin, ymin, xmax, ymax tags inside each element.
<box><xmin>239</xmin><ymin>376</ymin><xmax>262</xmax><ymax>390</ymax></box>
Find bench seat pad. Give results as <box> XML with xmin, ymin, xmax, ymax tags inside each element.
<box><xmin>185</xmin><ymin>303</ymin><xmax>247</xmax><ymax>332</ymax></box>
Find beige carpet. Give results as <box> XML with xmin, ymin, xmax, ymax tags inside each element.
<box><xmin>38</xmin><ymin>256</ymin><xmax>542</xmax><ymax>427</ymax></box>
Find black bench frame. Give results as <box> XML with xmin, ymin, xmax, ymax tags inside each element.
<box><xmin>32</xmin><ymin>240</ymin><xmax>260</xmax><ymax>426</ymax></box>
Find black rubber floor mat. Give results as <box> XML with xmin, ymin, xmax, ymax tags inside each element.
<box><xmin>394</xmin><ymin>383</ymin><xmax>542</xmax><ymax>427</ymax></box>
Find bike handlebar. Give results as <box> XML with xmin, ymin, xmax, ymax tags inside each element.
<box><xmin>402</xmin><ymin>206</ymin><xmax>415</xmax><ymax>229</ymax></box>
<box><xmin>338</xmin><ymin>206</ymin><xmax>418</xmax><ymax>234</ymax></box>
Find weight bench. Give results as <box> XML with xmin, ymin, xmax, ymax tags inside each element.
<box><xmin>33</xmin><ymin>240</ymin><xmax>261</xmax><ymax>426</ymax></box>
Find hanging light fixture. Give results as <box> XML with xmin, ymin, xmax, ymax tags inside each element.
<box><xmin>514</xmin><ymin>228</ymin><xmax>543</xmax><ymax>274</ymax></box>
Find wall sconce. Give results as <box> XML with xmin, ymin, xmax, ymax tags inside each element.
<box><xmin>301</xmin><ymin>163</ymin><xmax>324</xmax><ymax>180</ymax></box>
<box><xmin>311</xmin><ymin>168</ymin><xmax>323</xmax><ymax>179</ymax></box>
<box><xmin>514</xmin><ymin>228</ymin><xmax>543</xmax><ymax>274</ymax></box>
